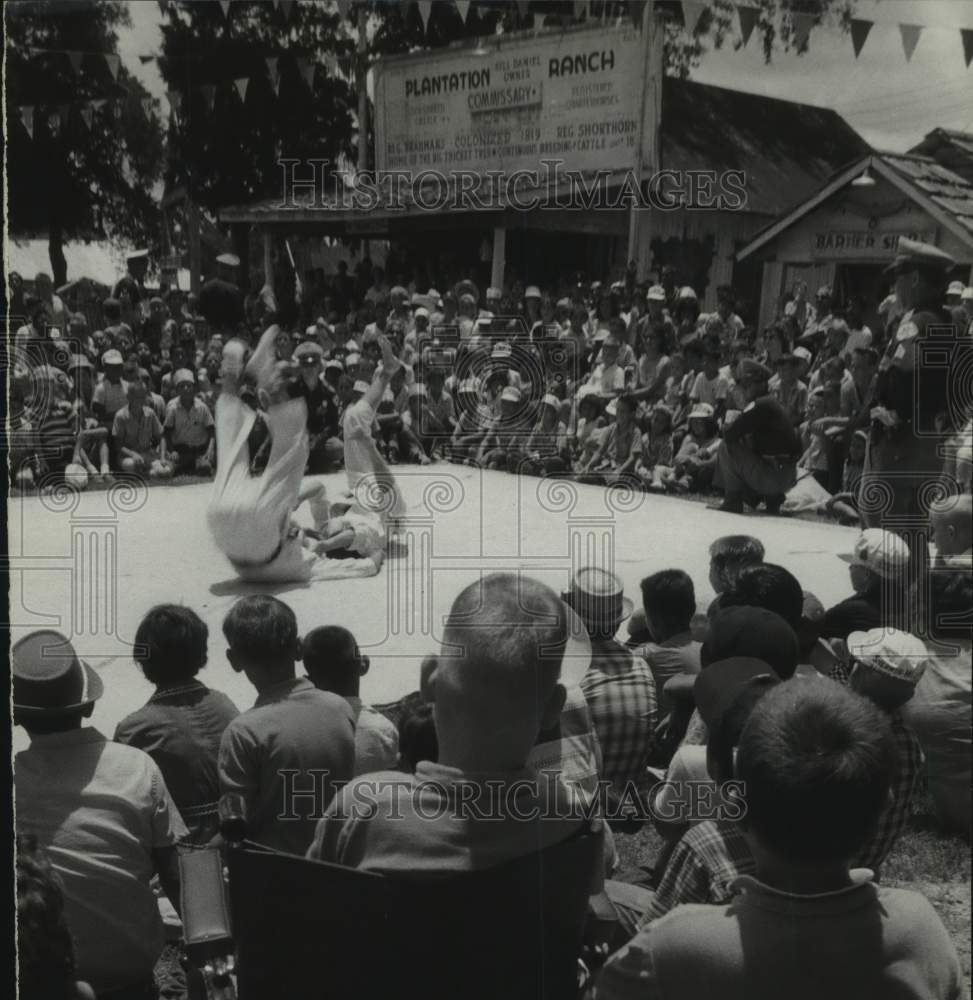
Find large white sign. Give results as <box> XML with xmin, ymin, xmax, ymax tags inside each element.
<box><xmin>373</xmin><ymin>23</ymin><xmax>653</xmax><ymax>179</ymax></box>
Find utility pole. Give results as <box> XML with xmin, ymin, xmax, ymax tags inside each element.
<box><xmin>626</xmin><ymin>11</ymin><xmax>661</xmax><ymax>273</ymax></box>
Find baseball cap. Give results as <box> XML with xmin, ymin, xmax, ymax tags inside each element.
<box><xmin>947</xmin><ymin>280</ymin><xmax>965</xmax><ymax>296</ymax></box>
<box><xmin>647</xmin><ymin>285</ymin><xmax>666</xmax><ymax>302</ymax></box>
<box><xmin>694</xmin><ymin>657</ymin><xmax>779</xmax><ymax>727</ymax></box>
<box><xmin>846</xmin><ymin>628</ymin><xmax>930</xmax><ymax>687</ymax></box>
<box><xmin>816</xmin><ymin>285</ymin><xmax>832</xmax><ymax>297</ymax></box>
<box><xmin>678</xmin><ymin>286</ymin><xmax>698</xmax><ymax>300</ymax></box>
<box><xmin>343</xmin><ymin>338</ymin><xmax>359</xmax><ymax>352</ymax></box>
<box><xmin>414</xmin><ymin>307</ymin><xmax>430</xmax><ymax>320</ymax></box>
<box><xmin>702</xmin><ymin>606</ymin><xmax>800</xmax><ymax>679</ymax></box>
<box><xmin>792</xmin><ymin>346</ymin><xmax>812</xmax><ymax>363</ymax></box>
<box><xmin>541</xmin><ymin>393</ymin><xmax>560</xmax><ymax>410</ymax></box>
<box><xmin>838</xmin><ymin>528</ymin><xmax>910</xmax><ymax>579</ymax></box>
<box><xmin>408</xmin><ymin>383</ymin><xmax>427</xmax><ymax>399</ymax></box>
<box><xmin>500</xmin><ymin>386</ymin><xmax>522</xmax><ymax>404</ymax></box>
<box><xmin>458</xmin><ymin>379</ymin><xmax>479</xmax><ymax>395</ymax></box>
<box><xmin>883</xmin><ymin>237</ymin><xmax>955</xmax><ymax>276</ymax></box>
<box><xmin>491</xmin><ymin>342</ymin><xmax>512</xmax><ymax>359</ymax></box>
<box><xmin>688</xmin><ymin>402</ymin><xmax>715</xmax><ymax>420</ymax></box>
<box><xmin>173</xmin><ymin>368</ymin><xmax>195</xmax><ymax>386</ymax></box>
<box><xmin>102</xmin><ymin>349</ymin><xmax>123</xmax><ymax>366</ymax></box>
<box><xmin>70</xmin><ymin>353</ymin><xmax>93</xmax><ymax>370</ymax></box>
<box><xmin>325</xmin><ymin>359</ymin><xmax>344</xmax><ymax>372</ymax></box>
<box><xmin>524</xmin><ymin>286</ymin><xmax>542</xmax><ymax>300</ymax></box>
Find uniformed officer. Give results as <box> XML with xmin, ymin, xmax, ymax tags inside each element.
<box><xmin>199</xmin><ymin>252</ymin><xmax>245</xmax><ymax>337</ymax></box>
<box><xmin>860</xmin><ymin>238</ymin><xmax>960</xmax><ymax>532</ymax></box>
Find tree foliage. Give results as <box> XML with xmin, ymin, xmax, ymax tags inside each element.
<box><xmin>158</xmin><ymin>1</ymin><xmax>357</xmax><ymax>213</ymax></box>
<box><xmin>6</xmin><ymin>0</ymin><xmax>164</xmax><ymax>284</ymax></box>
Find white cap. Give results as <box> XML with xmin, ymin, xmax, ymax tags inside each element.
<box><xmin>678</xmin><ymin>286</ymin><xmax>697</xmax><ymax>300</ymax></box>
<box><xmin>216</xmin><ymin>252</ymin><xmax>240</xmax><ymax>267</ymax></box>
<box><xmin>491</xmin><ymin>342</ymin><xmax>512</xmax><ymax>359</ymax></box>
<box><xmin>352</xmin><ymin>379</ymin><xmax>370</xmax><ymax>393</ymax></box>
<box><xmin>524</xmin><ymin>286</ymin><xmax>542</xmax><ymax>300</ymax></box>
<box><xmin>344</xmin><ymin>338</ymin><xmax>359</xmax><ymax>352</ymax></box>
<box><xmin>688</xmin><ymin>402</ymin><xmax>715</xmax><ymax>420</ymax></box>
<box><xmin>173</xmin><ymin>368</ymin><xmax>195</xmax><ymax>387</ymax></box>
<box><xmin>500</xmin><ymin>386</ymin><xmax>522</xmax><ymax>403</ymax></box>
<box><xmin>415</xmin><ymin>307</ymin><xmax>430</xmax><ymax>319</ymax></box>
<box><xmin>458</xmin><ymin>378</ymin><xmax>479</xmax><ymax>395</ymax></box>
<box><xmin>846</xmin><ymin>628</ymin><xmax>930</xmax><ymax>687</ymax></box>
<box><xmin>345</xmin><ymin>352</ymin><xmax>361</xmax><ymax>366</ymax></box>
<box><xmin>541</xmin><ymin>393</ymin><xmax>560</xmax><ymax>409</ymax></box>
<box><xmin>838</xmin><ymin>528</ymin><xmax>910</xmax><ymax>579</ymax></box>
<box><xmin>605</xmin><ymin>398</ymin><xmax>618</xmax><ymax>416</ymax></box>
<box><xmin>947</xmin><ymin>280</ymin><xmax>965</xmax><ymax>296</ymax></box>
<box><xmin>793</xmin><ymin>346</ymin><xmax>812</xmax><ymax>363</ymax></box>
<box><xmin>647</xmin><ymin>285</ymin><xmax>666</xmax><ymax>302</ymax></box>
<box><xmin>408</xmin><ymin>382</ymin><xmax>427</xmax><ymax>399</ymax></box>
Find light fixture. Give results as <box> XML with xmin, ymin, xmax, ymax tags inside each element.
<box><xmin>852</xmin><ymin>167</ymin><xmax>876</xmax><ymax>187</ymax></box>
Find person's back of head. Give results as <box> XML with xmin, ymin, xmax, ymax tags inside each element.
<box><xmin>709</xmin><ymin>535</ymin><xmax>765</xmax><ymax>593</ymax></box>
<box><xmin>721</xmin><ymin>564</ymin><xmax>804</xmax><ymax>635</ymax></box>
<box><xmin>134</xmin><ymin>604</ymin><xmax>208</xmax><ymax>687</ymax></box>
<box><xmin>422</xmin><ymin>573</ymin><xmax>571</xmax><ymax>771</ymax></box>
<box><xmin>702</xmin><ymin>606</ymin><xmax>800</xmax><ymax>680</ymax></box>
<box><xmin>706</xmin><ymin>673</ymin><xmax>779</xmax><ymax>784</ymax></box>
<box><xmin>737</xmin><ymin>681</ymin><xmax>895</xmax><ymax>866</ymax></box>
<box><xmin>17</xmin><ymin>834</ymin><xmax>90</xmax><ymax>1000</ymax></box>
<box><xmin>640</xmin><ymin>569</ymin><xmax>696</xmax><ymax>641</ymax></box>
<box><xmin>397</xmin><ymin>701</ymin><xmax>438</xmax><ymax>772</ymax></box>
<box><xmin>302</xmin><ymin>625</ymin><xmax>364</xmax><ymax>698</ymax></box>
<box><xmin>223</xmin><ymin>595</ymin><xmax>299</xmax><ymax>682</ymax></box>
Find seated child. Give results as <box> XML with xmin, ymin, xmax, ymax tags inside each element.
<box><xmin>824</xmin><ymin>428</ymin><xmax>867</xmax><ymax>525</ymax></box>
<box><xmin>114</xmin><ymin>604</ymin><xmax>240</xmax><ymax>845</ymax></box>
<box><xmin>596</xmin><ymin>681</ymin><xmax>963</xmax><ymax>1000</ymax></box>
<box><xmin>636</xmin><ymin>406</ymin><xmax>675</xmax><ymax>491</ymax></box>
<box><xmin>704</xmin><ymin>534</ymin><xmax>766</xmax><ymax>622</ymax></box>
<box><xmin>667</xmin><ymin>403</ymin><xmax>720</xmax><ymax>494</ymax></box>
<box><xmin>303</xmin><ymin>625</ymin><xmax>399</xmax><ymax>776</ymax></box>
<box><xmin>111</xmin><ymin>382</ymin><xmax>173</xmax><ymax>479</ymax></box>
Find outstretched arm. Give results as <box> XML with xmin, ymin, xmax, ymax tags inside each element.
<box><xmin>363</xmin><ymin>335</ymin><xmax>401</xmax><ymax>411</ymax></box>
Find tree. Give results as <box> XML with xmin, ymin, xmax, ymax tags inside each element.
<box><xmin>5</xmin><ymin>0</ymin><xmax>164</xmax><ymax>286</ymax></box>
<box><xmin>158</xmin><ymin>1</ymin><xmax>357</xmax><ymax>214</ymax></box>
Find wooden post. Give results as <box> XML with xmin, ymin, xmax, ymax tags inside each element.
<box><xmin>491</xmin><ymin>226</ymin><xmax>506</xmax><ymax>292</ymax></box>
<box><xmin>627</xmin><ymin>13</ymin><xmax>662</xmax><ymax>273</ymax></box>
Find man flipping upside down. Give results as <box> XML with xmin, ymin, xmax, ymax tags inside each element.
<box><xmin>206</xmin><ymin>325</ymin><xmax>402</xmax><ymax>583</ymax></box>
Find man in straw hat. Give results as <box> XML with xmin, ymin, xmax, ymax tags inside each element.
<box><xmin>566</xmin><ymin>567</ymin><xmax>658</xmax><ymax>793</ymax></box>
<box><xmin>13</xmin><ymin>630</ymin><xmax>187</xmax><ymax>998</ymax></box>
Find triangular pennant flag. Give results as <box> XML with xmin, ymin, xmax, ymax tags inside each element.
<box><xmin>80</xmin><ymin>105</ymin><xmax>94</xmax><ymax>130</ymax></box>
<box><xmin>791</xmin><ymin>11</ymin><xmax>814</xmax><ymax>50</ymax></box>
<box><xmin>91</xmin><ymin>98</ymin><xmax>107</xmax><ymax>112</ymax></box>
<box><xmin>67</xmin><ymin>50</ymin><xmax>84</xmax><ymax>75</ymax></box>
<box><xmin>337</xmin><ymin>0</ymin><xmax>350</xmax><ymax>17</ymax></box>
<box><xmin>105</xmin><ymin>53</ymin><xmax>121</xmax><ymax>79</ymax></box>
<box><xmin>266</xmin><ymin>56</ymin><xmax>279</xmax><ymax>81</ymax></box>
<box><xmin>737</xmin><ymin>5</ymin><xmax>758</xmax><ymax>47</ymax></box>
<box><xmin>219</xmin><ymin>0</ymin><xmax>232</xmax><ymax>17</ymax></box>
<box><xmin>166</xmin><ymin>91</ymin><xmax>182</xmax><ymax>116</ymax></box>
<box><xmin>297</xmin><ymin>57</ymin><xmax>315</xmax><ymax>89</ymax></box>
<box><xmin>456</xmin><ymin>0</ymin><xmax>471</xmax><ymax>22</ymax></box>
<box><xmin>962</xmin><ymin>28</ymin><xmax>973</xmax><ymax>69</ymax></box>
<box><xmin>234</xmin><ymin>76</ymin><xmax>249</xmax><ymax>101</ymax></box>
<box><xmin>142</xmin><ymin>97</ymin><xmax>154</xmax><ymax>118</ymax></box>
<box><xmin>573</xmin><ymin>0</ymin><xmax>586</xmax><ymax>19</ymax></box>
<box><xmin>417</xmin><ymin>0</ymin><xmax>431</xmax><ymax>31</ymax></box>
<box><xmin>899</xmin><ymin>23</ymin><xmax>921</xmax><ymax>62</ymax></box>
<box><xmin>682</xmin><ymin>1</ymin><xmax>706</xmax><ymax>33</ymax></box>
<box><xmin>201</xmin><ymin>84</ymin><xmax>216</xmax><ymax>110</ymax></box>
<box><xmin>850</xmin><ymin>18</ymin><xmax>872</xmax><ymax>58</ymax></box>
<box><xmin>20</xmin><ymin>106</ymin><xmax>34</xmax><ymax>139</ymax></box>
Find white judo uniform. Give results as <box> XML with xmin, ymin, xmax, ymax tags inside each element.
<box><xmin>207</xmin><ymin>394</ymin><xmax>381</xmax><ymax>583</ymax></box>
<box><xmin>342</xmin><ymin>396</ymin><xmax>406</xmax><ymax>520</ymax></box>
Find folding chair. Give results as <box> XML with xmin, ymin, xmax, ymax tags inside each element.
<box><xmin>222</xmin><ymin>827</ymin><xmax>602</xmax><ymax>1000</ymax></box>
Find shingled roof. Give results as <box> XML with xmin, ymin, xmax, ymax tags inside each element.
<box><xmin>881</xmin><ymin>152</ymin><xmax>973</xmax><ymax>239</ymax></box>
<box><xmin>661</xmin><ymin>77</ymin><xmax>870</xmax><ymax>217</ymax></box>
<box><xmin>908</xmin><ymin>128</ymin><xmax>973</xmax><ymax>186</ymax></box>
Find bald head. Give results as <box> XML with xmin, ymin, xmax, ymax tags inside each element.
<box><xmin>931</xmin><ymin>494</ymin><xmax>973</xmax><ymax>557</ymax></box>
<box><xmin>423</xmin><ymin>574</ymin><xmax>569</xmax><ymax>771</ymax></box>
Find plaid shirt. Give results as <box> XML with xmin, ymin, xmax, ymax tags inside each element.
<box><xmin>638</xmin><ymin>820</ymin><xmax>755</xmax><ymax>928</ymax></box>
<box><xmin>580</xmin><ymin>639</ymin><xmax>658</xmax><ymax>790</ymax></box>
<box><xmin>855</xmin><ymin>714</ymin><xmax>924</xmax><ymax>871</ymax></box>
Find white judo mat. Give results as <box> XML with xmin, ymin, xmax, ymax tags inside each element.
<box><xmin>8</xmin><ymin>465</ymin><xmax>859</xmax><ymax>742</ymax></box>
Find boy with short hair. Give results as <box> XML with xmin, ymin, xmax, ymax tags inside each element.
<box><xmin>218</xmin><ymin>595</ymin><xmax>356</xmax><ymax>855</ymax></box>
<box><xmin>302</xmin><ymin>625</ymin><xmax>399</xmax><ymax>776</ymax></box>
<box><xmin>707</xmin><ymin>534</ymin><xmax>765</xmax><ymax>618</ymax></box>
<box><xmin>112</xmin><ymin>382</ymin><xmax>173</xmax><ymax>479</ymax></box>
<box><xmin>115</xmin><ymin>604</ymin><xmax>239</xmax><ymax>844</ymax></box>
<box><xmin>596</xmin><ymin>681</ymin><xmax>963</xmax><ymax>1000</ymax></box>
<box><xmin>689</xmin><ymin>348</ymin><xmax>730</xmax><ymax>417</ymax></box>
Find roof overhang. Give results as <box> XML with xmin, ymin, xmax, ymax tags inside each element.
<box><xmin>736</xmin><ymin>153</ymin><xmax>973</xmax><ymax>262</ymax></box>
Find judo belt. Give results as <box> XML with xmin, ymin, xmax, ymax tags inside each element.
<box><xmin>229</xmin><ymin>537</ymin><xmax>285</xmax><ymax>571</ymax></box>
